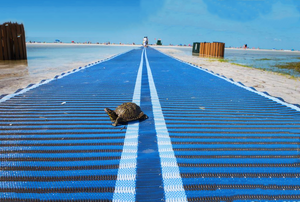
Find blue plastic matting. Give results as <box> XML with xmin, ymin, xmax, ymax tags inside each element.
<box><xmin>0</xmin><ymin>47</ymin><xmax>300</xmax><ymax>202</ymax></box>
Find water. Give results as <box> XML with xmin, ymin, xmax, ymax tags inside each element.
<box><xmin>0</xmin><ymin>44</ymin><xmax>138</xmax><ymax>78</ymax></box>
<box><xmin>173</xmin><ymin>46</ymin><xmax>300</xmax><ymax>77</ymax></box>
<box><xmin>224</xmin><ymin>49</ymin><xmax>300</xmax><ymax>77</ymax></box>
<box><xmin>0</xmin><ymin>44</ymin><xmax>138</xmax><ymax>95</ymax></box>
<box><xmin>26</xmin><ymin>44</ymin><xmax>138</xmax><ymax>75</ymax></box>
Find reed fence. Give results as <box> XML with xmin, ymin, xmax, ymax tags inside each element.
<box><xmin>0</xmin><ymin>22</ymin><xmax>27</xmax><ymax>60</ymax></box>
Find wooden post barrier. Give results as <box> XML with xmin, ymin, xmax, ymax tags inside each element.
<box><xmin>199</xmin><ymin>42</ymin><xmax>205</xmax><ymax>57</ymax></box>
<box><xmin>198</xmin><ymin>42</ymin><xmax>225</xmax><ymax>58</ymax></box>
<box><xmin>0</xmin><ymin>22</ymin><xmax>27</xmax><ymax>60</ymax></box>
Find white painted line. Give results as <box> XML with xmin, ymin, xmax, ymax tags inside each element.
<box><xmin>112</xmin><ymin>48</ymin><xmax>144</xmax><ymax>202</ymax></box>
<box><xmin>144</xmin><ymin>49</ymin><xmax>188</xmax><ymax>202</ymax></box>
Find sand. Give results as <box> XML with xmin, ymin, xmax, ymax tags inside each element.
<box><xmin>154</xmin><ymin>47</ymin><xmax>300</xmax><ymax>106</ymax></box>
<box><xmin>0</xmin><ymin>60</ymin><xmax>94</xmax><ymax>96</ymax></box>
<box><xmin>1</xmin><ymin>44</ymin><xmax>300</xmax><ymax>107</ymax></box>
<box><xmin>0</xmin><ymin>58</ymin><xmax>106</xmax><ymax>96</ymax></box>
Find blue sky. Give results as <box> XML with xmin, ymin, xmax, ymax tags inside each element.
<box><xmin>1</xmin><ymin>0</ymin><xmax>299</xmax><ymax>49</ymax></box>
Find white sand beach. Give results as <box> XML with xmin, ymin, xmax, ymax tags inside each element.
<box><xmin>1</xmin><ymin>44</ymin><xmax>300</xmax><ymax>107</ymax></box>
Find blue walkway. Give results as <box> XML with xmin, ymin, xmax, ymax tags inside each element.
<box><xmin>0</xmin><ymin>47</ymin><xmax>300</xmax><ymax>202</ymax></box>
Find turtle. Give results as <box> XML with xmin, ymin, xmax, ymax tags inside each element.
<box><xmin>104</xmin><ymin>102</ymin><xmax>148</xmax><ymax>126</ymax></box>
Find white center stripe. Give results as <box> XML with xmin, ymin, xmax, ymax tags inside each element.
<box><xmin>144</xmin><ymin>49</ymin><xmax>188</xmax><ymax>202</ymax></box>
<box><xmin>112</xmin><ymin>48</ymin><xmax>144</xmax><ymax>202</ymax></box>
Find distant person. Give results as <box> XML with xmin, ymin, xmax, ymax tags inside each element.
<box><xmin>143</xmin><ymin>36</ymin><xmax>148</xmax><ymax>47</ymax></box>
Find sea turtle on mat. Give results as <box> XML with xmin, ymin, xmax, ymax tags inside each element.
<box><xmin>104</xmin><ymin>102</ymin><xmax>148</xmax><ymax>126</ymax></box>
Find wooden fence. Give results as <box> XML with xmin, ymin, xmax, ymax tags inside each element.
<box><xmin>199</xmin><ymin>42</ymin><xmax>225</xmax><ymax>58</ymax></box>
<box><xmin>0</xmin><ymin>22</ymin><xmax>27</xmax><ymax>60</ymax></box>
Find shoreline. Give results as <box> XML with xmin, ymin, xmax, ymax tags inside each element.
<box><xmin>1</xmin><ymin>45</ymin><xmax>300</xmax><ymax>107</ymax></box>
<box><xmin>26</xmin><ymin>42</ymin><xmax>141</xmax><ymax>47</ymax></box>
<box><xmin>225</xmin><ymin>47</ymin><xmax>300</xmax><ymax>53</ymax></box>
<box><xmin>27</xmin><ymin>42</ymin><xmax>300</xmax><ymax>53</ymax></box>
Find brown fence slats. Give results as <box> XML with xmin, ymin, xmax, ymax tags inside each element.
<box><xmin>16</xmin><ymin>24</ymin><xmax>23</xmax><ymax>59</ymax></box>
<box><xmin>2</xmin><ymin>24</ymin><xmax>9</xmax><ymax>60</ymax></box>
<box><xmin>199</xmin><ymin>42</ymin><xmax>205</xmax><ymax>57</ymax></box>
<box><xmin>0</xmin><ymin>27</ymin><xmax>3</xmax><ymax>60</ymax></box>
<box><xmin>12</xmin><ymin>23</ymin><xmax>19</xmax><ymax>59</ymax></box>
<box><xmin>0</xmin><ymin>22</ymin><xmax>27</xmax><ymax>60</ymax></box>
<box><xmin>6</xmin><ymin>24</ymin><xmax>12</xmax><ymax>60</ymax></box>
<box><xmin>198</xmin><ymin>42</ymin><xmax>225</xmax><ymax>58</ymax></box>
<box><xmin>20</xmin><ymin>24</ymin><xmax>27</xmax><ymax>59</ymax></box>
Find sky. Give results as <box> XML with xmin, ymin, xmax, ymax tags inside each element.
<box><xmin>1</xmin><ymin>0</ymin><xmax>300</xmax><ymax>50</ymax></box>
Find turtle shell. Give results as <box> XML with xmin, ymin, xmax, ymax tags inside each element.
<box><xmin>114</xmin><ymin>102</ymin><xmax>144</xmax><ymax>122</ymax></box>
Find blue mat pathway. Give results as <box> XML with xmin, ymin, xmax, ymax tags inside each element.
<box><xmin>0</xmin><ymin>47</ymin><xmax>300</xmax><ymax>201</ymax></box>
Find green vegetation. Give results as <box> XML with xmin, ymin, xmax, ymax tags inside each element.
<box><xmin>255</xmin><ymin>58</ymin><xmax>282</xmax><ymax>61</ymax></box>
<box><xmin>276</xmin><ymin>72</ymin><xmax>297</xmax><ymax>79</ymax></box>
<box><xmin>207</xmin><ymin>58</ymin><xmax>230</xmax><ymax>63</ymax></box>
<box><xmin>230</xmin><ymin>62</ymin><xmax>253</xmax><ymax>68</ymax></box>
<box><xmin>217</xmin><ymin>58</ymin><xmax>230</xmax><ymax>63</ymax></box>
<box><xmin>255</xmin><ymin>58</ymin><xmax>272</xmax><ymax>61</ymax></box>
<box><xmin>207</xmin><ymin>57</ymin><xmax>252</xmax><ymax>68</ymax></box>
<box><xmin>274</xmin><ymin>61</ymin><xmax>300</xmax><ymax>73</ymax></box>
